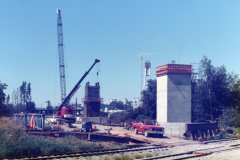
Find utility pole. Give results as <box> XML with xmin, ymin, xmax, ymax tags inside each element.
<box><xmin>57</xmin><ymin>9</ymin><xmax>67</xmax><ymax>102</ymax></box>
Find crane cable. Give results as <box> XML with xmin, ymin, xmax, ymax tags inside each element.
<box><xmin>96</xmin><ymin>62</ymin><xmax>100</xmax><ymax>82</ymax></box>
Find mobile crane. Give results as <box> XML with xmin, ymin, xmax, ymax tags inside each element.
<box><xmin>57</xmin><ymin>59</ymin><xmax>100</xmax><ymax>124</ymax></box>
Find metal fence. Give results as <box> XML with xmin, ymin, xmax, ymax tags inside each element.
<box><xmin>14</xmin><ymin>113</ymin><xmax>45</xmax><ymax>130</ymax></box>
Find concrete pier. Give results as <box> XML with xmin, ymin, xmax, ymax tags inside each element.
<box><xmin>156</xmin><ymin>64</ymin><xmax>192</xmax><ymax>123</ymax></box>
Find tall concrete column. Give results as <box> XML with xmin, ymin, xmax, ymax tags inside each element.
<box><xmin>156</xmin><ymin>64</ymin><xmax>192</xmax><ymax>123</ymax></box>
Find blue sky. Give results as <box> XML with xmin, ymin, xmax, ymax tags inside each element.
<box><xmin>0</xmin><ymin>0</ymin><xmax>240</xmax><ymax>107</ymax></box>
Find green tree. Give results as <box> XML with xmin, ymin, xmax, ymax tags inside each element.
<box><xmin>20</xmin><ymin>81</ymin><xmax>32</xmax><ymax>104</ymax></box>
<box><xmin>141</xmin><ymin>79</ymin><xmax>157</xmax><ymax>119</ymax></box>
<box><xmin>5</xmin><ymin>95</ymin><xmax>10</xmax><ymax>105</ymax></box>
<box><xmin>26</xmin><ymin>101</ymin><xmax>35</xmax><ymax>113</ymax></box>
<box><xmin>0</xmin><ymin>83</ymin><xmax>7</xmax><ymax>116</ymax></box>
<box><xmin>108</xmin><ymin>101</ymin><xmax>125</xmax><ymax>110</ymax></box>
<box><xmin>19</xmin><ymin>82</ymin><xmax>35</xmax><ymax>113</ymax></box>
<box><xmin>225</xmin><ymin>79</ymin><xmax>240</xmax><ymax>127</ymax></box>
<box><xmin>27</xmin><ymin>83</ymin><xmax>31</xmax><ymax>101</ymax></box>
<box><xmin>15</xmin><ymin>104</ymin><xmax>26</xmax><ymax>113</ymax></box>
<box><xmin>124</xmin><ymin>99</ymin><xmax>133</xmax><ymax>111</ymax></box>
<box><xmin>129</xmin><ymin>106</ymin><xmax>145</xmax><ymax>121</ymax></box>
<box><xmin>231</xmin><ymin>80</ymin><xmax>240</xmax><ymax>107</ymax></box>
<box><xmin>192</xmin><ymin>56</ymin><xmax>233</xmax><ymax>122</ymax></box>
<box><xmin>20</xmin><ymin>81</ymin><xmax>27</xmax><ymax>104</ymax></box>
<box><xmin>3</xmin><ymin>104</ymin><xmax>15</xmax><ymax>117</ymax></box>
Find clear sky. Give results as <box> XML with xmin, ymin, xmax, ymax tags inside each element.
<box><xmin>0</xmin><ymin>0</ymin><xmax>240</xmax><ymax>107</ymax></box>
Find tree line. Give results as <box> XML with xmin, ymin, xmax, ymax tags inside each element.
<box><xmin>0</xmin><ymin>81</ymin><xmax>35</xmax><ymax>116</ymax></box>
<box><xmin>1</xmin><ymin>56</ymin><xmax>240</xmax><ymax>130</ymax></box>
<box><xmin>192</xmin><ymin>56</ymin><xmax>240</xmax><ymax>128</ymax></box>
<box><xmin>111</xmin><ymin>56</ymin><xmax>240</xmax><ymax>129</ymax></box>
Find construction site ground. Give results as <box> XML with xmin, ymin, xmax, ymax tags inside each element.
<box><xmin>59</xmin><ymin>122</ymin><xmax>193</xmax><ymax>145</ymax></box>
<box><xmin>46</xmin><ymin>121</ymin><xmax>240</xmax><ymax>159</ymax></box>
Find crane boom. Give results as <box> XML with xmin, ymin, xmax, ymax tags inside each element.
<box><xmin>57</xmin><ymin>9</ymin><xmax>67</xmax><ymax>102</ymax></box>
<box><xmin>58</xmin><ymin>59</ymin><xmax>100</xmax><ymax>110</ymax></box>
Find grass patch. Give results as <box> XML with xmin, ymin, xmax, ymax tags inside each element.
<box><xmin>145</xmin><ymin>153</ymin><xmax>153</xmax><ymax>158</ymax></box>
<box><xmin>0</xmin><ymin>118</ymin><xmax>123</xmax><ymax>159</ymax></box>
<box><xmin>103</xmin><ymin>153</ymin><xmax>153</xmax><ymax>160</ymax></box>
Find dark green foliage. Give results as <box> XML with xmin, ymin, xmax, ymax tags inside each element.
<box><xmin>0</xmin><ymin>81</ymin><xmax>37</xmax><ymax>116</ymax></box>
<box><xmin>128</xmin><ymin>106</ymin><xmax>145</xmax><ymax>121</ymax></box>
<box><xmin>141</xmin><ymin>79</ymin><xmax>157</xmax><ymax>119</ymax></box>
<box><xmin>108</xmin><ymin>101</ymin><xmax>125</xmax><ymax>110</ymax></box>
<box><xmin>46</xmin><ymin>105</ymin><xmax>53</xmax><ymax>111</ymax></box>
<box><xmin>192</xmin><ymin>56</ymin><xmax>233</xmax><ymax>122</ymax></box>
<box><xmin>15</xmin><ymin>103</ymin><xmax>26</xmax><ymax>113</ymax></box>
<box><xmin>235</xmin><ymin>128</ymin><xmax>240</xmax><ymax>138</ymax></box>
<box><xmin>26</xmin><ymin>101</ymin><xmax>36</xmax><ymax>113</ymax></box>
<box><xmin>0</xmin><ymin>83</ymin><xmax>7</xmax><ymax>116</ymax></box>
<box><xmin>109</xmin><ymin>111</ymin><xmax>129</xmax><ymax>124</ymax></box>
<box><xmin>0</xmin><ymin>83</ymin><xmax>18</xmax><ymax>116</ymax></box>
<box><xmin>0</xmin><ymin>83</ymin><xmax>6</xmax><ymax>105</ymax></box>
<box><xmin>0</xmin><ymin>118</ymin><xmax>115</xmax><ymax>158</ymax></box>
<box><xmin>218</xmin><ymin>108</ymin><xmax>240</xmax><ymax>129</ymax></box>
<box><xmin>14</xmin><ymin>81</ymin><xmax>35</xmax><ymax>113</ymax></box>
<box><xmin>19</xmin><ymin>82</ymin><xmax>32</xmax><ymax>105</ymax></box>
<box><xmin>191</xmin><ymin>56</ymin><xmax>240</xmax><ymax>131</ymax></box>
<box><xmin>107</xmin><ymin>100</ymin><xmax>132</xmax><ymax>111</ymax></box>
<box><xmin>110</xmin><ymin>79</ymin><xmax>157</xmax><ymax>122</ymax></box>
<box><xmin>101</xmin><ymin>100</ymin><xmax>132</xmax><ymax>113</ymax></box>
<box><xmin>1</xmin><ymin>104</ymin><xmax>15</xmax><ymax>117</ymax></box>
<box><xmin>231</xmin><ymin>80</ymin><xmax>240</xmax><ymax>107</ymax></box>
<box><xmin>114</xmin><ymin>79</ymin><xmax>157</xmax><ymax>122</ymax></box>
<box><xmin>5</xmin><ymin>95</ymin><xmax>10</xmax><ymax>104</ymax></box>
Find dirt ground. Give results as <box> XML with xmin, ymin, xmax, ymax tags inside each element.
<box><xmin>191</xmin><ymin>149</ymin><xmax>240</xmax><ymax>160</ymax></box>
<box><xmin>59</xmin><ymin>122</ymin><xmax>197</xmax><ymax>145</ymax></box>
<box><xmin>47</xmin><ymin>121</ymin><xmax>240</xmax><ymax>160</ymax></box>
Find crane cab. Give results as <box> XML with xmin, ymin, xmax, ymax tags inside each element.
<box><xmin>59</xmin><ymin>106</ymin><xmax>76</xmax><ymax>124</ymax></box>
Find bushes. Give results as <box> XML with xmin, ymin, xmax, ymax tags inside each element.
<box><xmin>218</xmin><ymin>108</ymin><xmax>240</xmax><ymax>130</ymax></box>
<box><xmin>234</xmin><ymin>127</ymin><xmax>240</xmax><ymax>138</ymax></box>
<box><xmin>103</xmin><ymin>153</ymin><xmax>154</xmax><ymax>160</ymax></box>
<box><xmin>0</xmin><ymin>118</ymin><xmax>117</xmax><ymax>158</ymax></box>
<box><xmin>0</xmin><ymin>118</ymin><xmax>40</xmax><ymax>158</ymax></box>
<box><xmin>110</xmin><ymin>111</ymin><xmax>129</xmax><ymax>124</ymax></box>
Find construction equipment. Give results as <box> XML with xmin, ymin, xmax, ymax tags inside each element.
<box><xmin>81</xmin><ymin>121</ymin><xmax>93</xmax><ymax>132</ymax></box>
<box><xmin>57</xmin><ymin>59</ymin><xmax>100</xmax><ymax>124</ymax></box>
<box><xmin>56</xmin><ymin>9</ymin><xmax>100</xmax><ymax>124</ymax></box>
<box><xmin>57</xmin><ymin>9</ymin><xmax>67</xmax><ymax>102</ymax></box>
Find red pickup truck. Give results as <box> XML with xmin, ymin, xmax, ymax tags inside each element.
<box><xmin>131</xmin><ymin>120</ymin><xmax>164</xmax><ymax>137</ymax></box>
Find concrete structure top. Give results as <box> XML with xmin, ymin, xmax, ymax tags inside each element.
<box><xmin>156</xmin><ymin>64</ymin><xmax>192</xmax><ymax>77</ymax></box>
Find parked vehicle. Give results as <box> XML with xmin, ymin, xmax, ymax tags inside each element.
<box><xmin>131</xmin><ymin>120</ymin><xmax>164</xmax><ymax>137</ymax></box>
<box><xmin>81</xmin><ymin>121</ymin><xmax>93</xmax><ymax>132</ymax></box>
<box><xmin>49</xmin><ymin>115</ymin><xmax>60</xmax><ymax>124</ymax></box>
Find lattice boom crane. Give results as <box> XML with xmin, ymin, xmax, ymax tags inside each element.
<box><xmin>57</xmin><ymin>9</ymin><xmax>67</xmax><ymax>102</ymax></box>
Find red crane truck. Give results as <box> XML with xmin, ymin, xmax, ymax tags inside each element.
<box><xmin>57</xmin><ymin>59</ymin><xmax>100</xmax><ymax>125</ymax></box>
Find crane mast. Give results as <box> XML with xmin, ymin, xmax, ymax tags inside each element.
<box><xmin>57</xmin><ymin>9</ymin><xmax>67</xmax><ymax>102</ymax></box>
